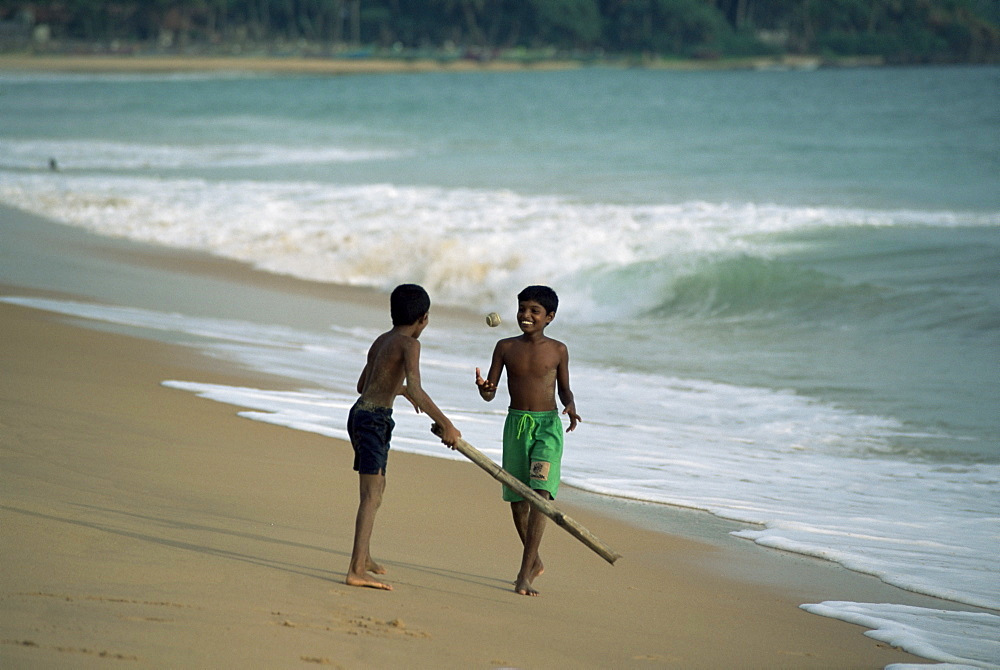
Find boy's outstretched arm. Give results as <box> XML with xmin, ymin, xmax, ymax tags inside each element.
<box><xmin>475</xmin><ymin>341</ymin><xmax>504</xmax><ymax>401</ymax></box>
<box><xmin>475</xmin><ymin>367</ymin><xmax>496</xmax><ymax>399</ymax></box>
<box><xmin>402</xmin><ymin>338</ymin><xmax>461</xmax><ymax>447</ymax></box>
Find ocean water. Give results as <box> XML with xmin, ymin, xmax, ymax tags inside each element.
<box><xmin>1</xmin><ymin>65</ymin><xmax>998</xmax><ymax>667</ymax></box>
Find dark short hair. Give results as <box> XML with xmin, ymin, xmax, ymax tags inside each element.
<box><xmin>518</xmin><ymin>285</ymin><xmax>558</xmax><ymax>314</ymax></box>
<box><xmin>390</xmin><ymin>284</ymin><xmax>430</xmax><ymax>326</ymax></box>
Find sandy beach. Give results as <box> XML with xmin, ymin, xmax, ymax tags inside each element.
<box><xmin>0</xmin><ymin>203</ymin><xmax>948</xmax><ymax>668</ymax></box>
<box><xmin>0</xmin><ymin>52</ymin><xmax>852</xmax><ymax>77</ymax></box>
<box><xmin>0</xmin><ymin>53</ymin><xmax>585</xmax><ymax>76</ymax></box>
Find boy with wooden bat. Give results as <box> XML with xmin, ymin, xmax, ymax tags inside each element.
<box><xmin>346</xmin><ymin>284</ymin><xmax>461</xmax><ymax>590</ymax></box>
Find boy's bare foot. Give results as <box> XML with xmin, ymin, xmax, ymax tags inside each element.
<box><xmin>345</xmin><ymin>573</ymin><xmax>393</xmax><ymax>590</ymax></box>
<box><xmin>366</xmin><ymin>558</ymin><xmax>387</xmax><ymax>575</ymax></box>
<box><xmin>512</xmin><ymin>558</ymin><xmax>544</xmax><ymax>586</ymax></box>
<box><xmin>514</xmin><ymin>578</ymin><xmax>539</xmax><ymax>596</ymax></box>
<box><xmin>531</xmin><ymin>557</ymin><xmax>544</xmax><ymax>580</ymax></box>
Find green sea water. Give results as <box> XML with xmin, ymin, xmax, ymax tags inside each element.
<box><xmin>1</xmin><ymin>65</ymin><xmax>997</xmax><ymax>458</ymax></box>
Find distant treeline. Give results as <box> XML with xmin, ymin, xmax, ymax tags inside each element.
<box><xmin>2</xmin><ymin>0</ymin><xmax>998</xmax><ymax>64</ymax></box>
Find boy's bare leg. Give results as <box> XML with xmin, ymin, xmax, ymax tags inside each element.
<box><xmin>511</xmin><ymin>495</ymin><xmax>549</xmax><ymax>596</ymax></box>
<box><xmin>346</xmin><ymin>473</ymin><xmax>392</xmax><ymax>590</ymax></box>
<box><xmin>511</xmin><ymin>501</ymin><xmax>545</xmax><ymax>582</ymax></box>
<box><xmin>362</xmin><ymin>474</ymin><xmax>387</xmax><ymax>575</ymax></box>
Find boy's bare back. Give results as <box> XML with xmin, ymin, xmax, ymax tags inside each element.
<box><xmin>357</xmin><ymin>317</ymin><xmax>460</xmax><ymax>445</ymax></box>
<box><xmin>345</xmin><ymin>283</ymin><xmax>460</xmax><ymax>593</ymax></box>
<box><xmin>357</xmin><ymin>331</ymin><xmax>418</xmax><ymax>409</ymax></box>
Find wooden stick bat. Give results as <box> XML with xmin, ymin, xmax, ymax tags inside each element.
<box><xmin>432</xmin><ymin>424</ymin><xmax>621</xmax><ymax>565</ymax></box>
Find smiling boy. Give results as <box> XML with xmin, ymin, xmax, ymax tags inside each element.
<box><xmin>475</xmin><ymin>285</ymin><xmax>581</xmax><ymax>596</ymax></box>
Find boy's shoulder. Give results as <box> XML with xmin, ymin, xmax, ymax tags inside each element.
<box><xmin>371</xmin><ymin>328</ymin><xmax>419</xmax><ymax>354</ymax></box>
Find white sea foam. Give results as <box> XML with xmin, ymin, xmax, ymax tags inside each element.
<box><xmin>2</xmin><ymin>173</ymin><xmax>997</xmax><ymax>324</ymax></box>
<box><xmin>801</xmin><ymin>602</ymin><xmax>1000</xmax><ymax>669</ymax></box>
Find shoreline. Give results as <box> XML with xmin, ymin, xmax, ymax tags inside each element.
<box><xmin>0</xmin><ymin>52</ymin><xmax>886</xmax><ymax>76</ymax></box>
<box><xmin>0</xmin><ymin>202</ymin><xmax>942</xmax><ymax>667</ymax></box>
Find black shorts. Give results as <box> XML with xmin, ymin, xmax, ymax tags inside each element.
<box><xmin>347</xmin><ymin>400</ymin><xmax>394</xmax><ymax>475</ymax></box>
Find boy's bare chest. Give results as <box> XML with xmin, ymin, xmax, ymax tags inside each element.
<box><xmin>505</xmin><ymin>344</ymin><xmax>559</xmax><ymax>377</ymax></box>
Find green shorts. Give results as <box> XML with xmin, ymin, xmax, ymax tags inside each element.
<box><xmin>502</xmin><ymin>409</ymin><xmax>564</xmax><ymax>502</ymax></box>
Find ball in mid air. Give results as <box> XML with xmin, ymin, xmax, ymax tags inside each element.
<box><xmin>486</xmin><ymin>312</ymin><xmax>501</xmax><ymax>327</ymax></box>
